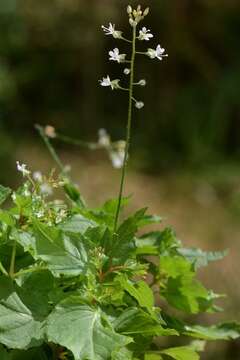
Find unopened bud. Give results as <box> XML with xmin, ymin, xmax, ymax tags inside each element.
<box><xmin>45</xmin><ymin>125</ymin><xmax>56</xmax><ymax>138</ymax></box>
<box><xmin>139</xmin><ymin>79</ymin><xmax>146</xmax><ymax>86</ymax></box>
<box><xmin>124</xmin><ymin>68</ymin><xmax>131</xmax><ymax>75</ymax></box>
<box><xmin>135</xmin><ymin>101</ymin><xmax>144</xmax><ymax>110</ymax></box>
<box><xmin>137</xmin><ymin>5</ymin><xmax>141</xmax><ymax>12</ymax></box>
<box><xmin>129</xmin><ymin>18</ymin><xmax>137</xmax><ymax>27</ymax></box>
<box><xmin>127</xmin><ymin>5</ymin><xmax>132</xmax><ymax>14</ymax></box>
<box><xmin>143</xmin><ymin>7</ymin><xmax>150</xmax><ymax>16</ymax></box>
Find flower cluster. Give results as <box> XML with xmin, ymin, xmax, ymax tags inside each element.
<box><xmin>100</xmin><ymin>4</ymin><xmax>168</xmax><ymax>111</ymax></box>
<box><xmin>127</xmin><ymin>5</ymin><xmax>149</xmax><ymax>27</ymax></box>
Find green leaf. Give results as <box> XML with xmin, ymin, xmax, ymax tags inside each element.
<box><xmin>161</xmin><ymin>346</ymin><xmax>199</xmax><ymax>360</ymax></box>
<box><xmin>14</xmin><ymin>230</ymin><xmax>36</xmax><ymax>254</ymax></box>
<box><xmin>33</xmin><ymin>220</ymin><xmax>88</xmax><ymax>276</ymax></box>
<box><xmin>116</xmin><ymin>275</ymin><xmax>154</xmax><ymax>312</ymax></box>
<box><xmin>137</xmin><ymin>214</ymin><xmax>162</xmax><ymax>228</ymax></box>
<box><xmin>0</xmin><ymin>210</ymin><xmax>15</xmax><ymax>227</ymax></box>
<box><xmin>160</xmin><ymin>256</ymin><xmax>215</xmax><ymax>314</ymax></box>
<box><xmin>110</xmin><ymin>208</ymin><xmax>147</xmax><ymax>262</ymax></box>
<box><xmin>46</xmin><ymin>296</ymin><xmax>131</xmax><ymax>360</ymax></box>
<box><xmin>0</xmin><ymin>345</ymin><xmax>10</xmax><ymax>360</ymax></box>
<box><xmin>114</xmin><ymin>308</ymin><xmax>178</xmax><ymax>337</ymax></box>
<box><xmin>163</xmin><ymin>276</ymin><xmax>210</xmax><ymax>314</ymax></box>
<box><xmin>92</xmin><ymin>197</ymin><xmax>130</xmax><ymax>228</ymax></box>
<box><xmin>59</xmin><ymin>214</ymin><xmax>98</xmax><ymax>234</ymax></box>
<box><xmin>0</xmin><ymin>275</ymin><xmax>47</xmax><ymax>349</ymax></box>
<box><xmin>17</xmin><ymin>270</ymin><xmax>54</xmax><ymax>318</ymax></box>
<box><xmin>184</xmin><ymin>322</ymin><xmax>240</xmax><ymax>340</ymax></box>
<box><xmin>10</xmin><ymin>348</ymin><xmax>48</xmax><ymax>360</ymax></box>
<box><xmin>112</xmin><ymin>347</ymin><xmax>133</xmax><ymax>360</ymax></box>
<box><xmin>0</xmin><ymin>185</ymin><xmax>11</xmax><ymax>205</ymax></box>
<box><xmin>160</xmin><ymin>256</ymin><xmax>193</xmax><ymax>279</ymax></box>
<box><xmin>102</xmin><ymin>197</ymin><xmax>129</xmax><ymax>215</ymax></box>
<box><xmin>63</xmin><ymin>182</ymin><xmax>85</xmax><ymax>208</ymax></box>
<box><xmin>145</xmin><ymin>355</ymin><xmax>163</xmax><ymax>360</ymax></box>
<box><xmin>136</xmin><ymin>228</ymin><xmax>179</xmax><ymax>256</ymax></box>
<box><xmin>178</xmin><ymin>248</ymin><xmax>228</xmax><ymax>269</ymax></box>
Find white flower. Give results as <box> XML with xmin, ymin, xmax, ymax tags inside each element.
<box><xmin>33</xmin><ymin>171</ymin><xmax>43</xmax><ymax>182</ymax></box>
<box><xmin>99</xmin><ymin>76</ymin><xmax>120</xmax><ymax>90</ymax></box>
<box><xmin>147</xmin><ymin>44</ymin><xmax>168</xmax><ymax>60</ymax></box>
<box><xmin>109</xmin><ymin>48</ymin><xmax>126</xmax><ymax>63</ymax></box>
<box><xmin>16</xmin><ymin>161</ymin><xmax>30</xmax><ymax>177</ymax></box>
<box><xmin>36</xmin><ymin>210</ymin><xmax>44</xmax><ymax>218</ymax></box>
<box><xmin>101</xmin><ymin>23</ymin><xmax>122</xmax><ymax>39</ymax></box>
<box><xmin>135</xmin><ymin>101</ymin><xmax>145</xmax><ymax>109</ymax></box>
<box><xmin>124</xmin><ymin>68</ymin><xmax>131</xmax><ymax>75</ymax></box>
<box><xmin>40</xmin><ymin>183</ymin><xmax>53</xmax><ymax>196</ymax></box>
<box><xmin>98</xmin><ymin>128</ymin><xmax>111</xmax><ymax>148</ymax></box>
<box><xmin>55</xmin><ymin>209</ymin><xmax>67</xmax><ymax>224</ymax></box>
<box><xmin>99</xmin><ymin>75</ymin><xmax>111</xmax><ymax>87</ymax></box>
<box><xmin>138</xmin><ymin>27</ymin><xmax>153</xmax><ymax>41</ymax></box>
<box><xmin>110</xmin><ymin>150</ymin><xmax>125</xmax><ymax>169</ymax></box>
<box><xmin>138</xmin><ymin>79</ymin><xmax>146</xmax><ymax>86</ymax></box>
<box><xmin>109</xmin><ymin>141</ymin><xmax>126</xmax><ymax>169</ymax></box>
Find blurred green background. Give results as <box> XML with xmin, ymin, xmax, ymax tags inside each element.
<box><xmin>0</xmin><ymin>0</ymin><xmax>240</xmax><ymax>359</ymax></box>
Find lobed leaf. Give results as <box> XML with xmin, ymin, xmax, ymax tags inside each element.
<box><xmin>33</xmin><ymin>220</ymin><xmax>88</xmax><ymax>277</ymax></box>
<box><xmin>0</xmin><ymin>275</ymin><xmax>49</xmax><ymax>349</ymax></box>
<box><xmin>178</xmin><ymin>247</ymin><xmax>228</xmax><ymax>269</ymax></box>
<box><xmin>46</xmin><ymin>296</ymin><xmax>132</xmax><ymax>360</ymax></box>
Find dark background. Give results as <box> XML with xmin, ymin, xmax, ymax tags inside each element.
<box><xmin>0</xmin><ymin>1</ymin><xmax>240</xmax><ymax>359</ymax></box>
<box><xmin>0</xmin><ymin>0</ymin><xmax>240</xmax><ymax>182</ymax></box>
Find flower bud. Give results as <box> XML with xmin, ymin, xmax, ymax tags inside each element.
<box><xmin>135</xmin><ymin>101</ymin><xmax>144</xmax><ymax>109</ymax></box>
<box><xmin>127</xmin><ymin>5</ymin><xmax>132</xmax><ymax>14</ymax></box>
<box><xmin>129</xmin><ymin>18</ymin><xmax>137</xmax><ymax>27</ymax></box>
<box><xmin>143</xmin><ymin>7</ymin><xmax>150</xmax><ymax>16</ymax></box>
<box><xmin>139</xmin><ymin>79</ymin><xmax>146</xmax><ymax>86</ymax></box>
<box><xmin>124</xmin><ymin>68</ymin><xmax>130</xmax><ymax>75</ymax></box>
<box><xmin>45</xmin><ymin>125</ymin><xmax>56</xmax><ymax>138</ymax></box>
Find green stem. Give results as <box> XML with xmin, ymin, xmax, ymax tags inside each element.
<box><xmin>35</xmin><ymin>124</ymin><xmax>65</xmax><ymax>174</ymax></box>
<box><xmin>120</xmin><ymin>36</ymin><xmax>132</xmax><ymax>44</ymax></box>
<box><xmin>35</xmin><ymin>124</ymin><xmax>85</xmax><ymax>208</ymax></box>
<box><xmin>113</xmin><ymin>25</ymin><xmax>137</xmax><ymax>232</ymax></box>
<box><xmin>136</xmin><ymin>51</ymin><xmax>147</xmax><ymax>55</ymax></box>
<box><xmin>9</xmin><ymin>241</ymin><xmax>17</xmax><ymax>278</ymax></box>
<box><xmin>118</xmin><ymin>86</ymin><xmax>130</xmax><ymax>92</ymax></box>
<box><xmin>13</xmin><ymin>266</ymin><xmax>47</xmax><ymax>279</ymax></box>
<box><xmin>57</xmin><ymin>134</ymin><xmax>101</xmax><ymax>150</ymax></box>
<box><xmin>0</xmin><ymin>261</ymin><xmax>8</xmax><ymax>276</ymax></box>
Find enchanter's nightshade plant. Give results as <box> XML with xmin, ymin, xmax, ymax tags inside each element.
<box><xmin>0</xmin><ymin>5</ymin><xmax>239</xmax><ymax>360</ymax></box>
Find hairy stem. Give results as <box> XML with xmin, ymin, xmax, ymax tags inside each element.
<box><xmin>114</xmin><ymin>25</ymin><xmax>137</xmax><ymax>232</ymax></box>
